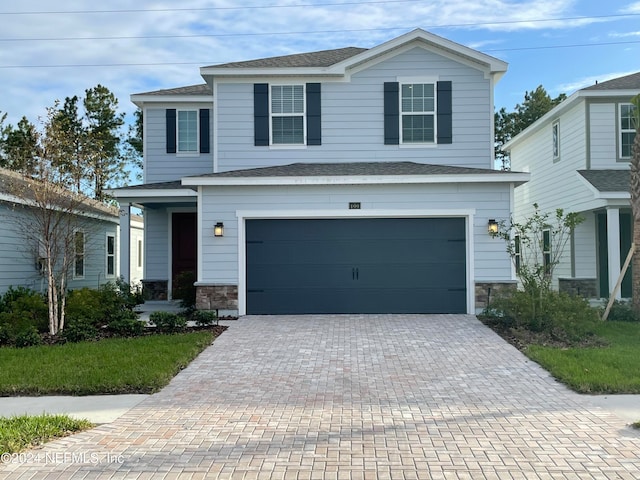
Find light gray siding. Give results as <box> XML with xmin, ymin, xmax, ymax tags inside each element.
<box><xmin>589</xmin><ymin>103</ymin><xmax>619</xmax><ymax>169</ymax></box>
<box><xmin>215</xmin><ymin>46</ymin><xmax>494</xmax><ymax>173</ymax></box>
<box><xmin>573</xmin><ymin>214</ymin><xmax>597</xmax><ymax>278</ymax></box>
<box><xmin>144</xmin><ymin>104</ymin><xmax>214</xmax><ymax>183</ymax></box>
<box><xmin>198</xmin><ymin>182</ymin><xmax>514</xmax><ymax>286</ymax></box>
<box><xmin>144</xmin><ymin>209</ymin><xmax>169</xmax><ymax>279</ymax></box>
<box><xmin>0</xmin><ymin>202</ymin><xmax>118</xmax><ymax>295</ymax></box>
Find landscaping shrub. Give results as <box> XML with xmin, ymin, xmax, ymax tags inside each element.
<box><xmin>108</xmin><ymin>310</ymin><xmax>145</xmax><ymax>337</ymax></box>
<box><xmin>65</xmin><ymin>288</ymin><xmax>106</xmax><ymax>326</ymax></box>
<box><xmin>13</xmin><ymin>325</ymin><xmax>42</xmax><ymax>348</ymax></box>
<box><xmin>191</xmin><ymin>309</ymin><xmax>218</xmax><ymax>327</ymax></box>
<box><xmin>0</xmin><ymin>287</ymin><xmax>48</xmax><ymax>333</ymax></box>
<box><xmin>61</xmin><ymin>319</ymin><xmax>98</xmax><ymax>343</ymax></box>
<box><xmin>603</xmin><ymin>300</ymin><xmax>640</xmax><ymax>322</ymax></box>
<box><xmin>149</xmin><ymin>311</ymin><xmax>186</xmax><ymax>334</ymax></box>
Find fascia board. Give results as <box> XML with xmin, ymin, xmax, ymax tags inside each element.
<box><xmin>182</xmin><ymin>172</ymin><xmax>530</xmax><ymax>187</ymax></box>
<box><xmin>130</xmin><ymin>95</ymin><xmax>213</xmax><ymax>106</ymax></box>
<box><xmin>107</xmin><ymin>189</ymin><xmax>197</xmax><ymax>199</ymax></box>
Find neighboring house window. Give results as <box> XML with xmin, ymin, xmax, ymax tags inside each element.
<box><xmin>514</xmin><ymin>234</ymin><xmax>521</xmax><ymax>274</ymax></box>
<box><xmin>620</xmin><ymin>103</ymin><xmax>636</xmax><ymax>158</ymax></box>
<box><xmin>74</xmin><ymin>230</ymin><xmax>85</xmax><ymax>279</ymax></box>
<box><xmin>542</xmin><ymin>229</ymin><xmax>551</xmax><ymax>275</ymax></box>
<box><xmin>552</xmin><ymin>121</ymin><xmax>560</xmax><ymax>160</ymax></box>
<box><xmin>137</xmin><ymin>239</ymin><xmax>143</xmax><ymax>268</ymax></box>
<box><xmin>271</xmin><ymin>85</ymin><xmax>305</xmax><ymax>144</ymax></box>
<box><xmin>401</xmin><ymin>83</ymin><xmax>435</xmax><ymax>143</ymax></box>
<box><xmin>106</xmin><ymin>234</ymin><xmax>115</xmax><ymax>277</ymax></box>
<box><xmin>177</xmin><ymin>110</ymin><xmax>198</xmax><ymax>153</ymax></box>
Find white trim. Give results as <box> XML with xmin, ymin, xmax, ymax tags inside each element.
<box><xmin>176</xmin><ymin>109</ymin><xmax>199</xmax><ymax>154</ymax></box>
<box><xmin>108</xmin><ymin>189</ymin><xmax>197</xmax><ymax>199</ymax></box>
<box><xmin>269</xmin><ymin>83</ymin><xmax>306</xmax><ymax>146</ymax></box>
<box><xmin>235</xmin><ymin>208</ymin><xmax>476</xmax><ymax>316</ymax></box>
<box><xmin>398</xmin><ymin>79</ymin><xmax>438</xmax><ymax>145</ymax></box>
<box><xmin>552</xmin><ymin>120</ymin><xmax>560</xmax><ymax>160</ymax></box>
<box><xmin>131</xmin><ymin>95</ymin><xmax>212</xmax><ymax>107</ymax></box>
<box><xmin>619</xmin><ymin>102</ymin><xmax>635</xmax><ymax>159</ymax></box>
<box><xmin>182</xmin><ymin>172</ymin><xmax>530</xmax><ymax>187</ymax></box>
<box><xmin>105</xmin><ymin>232</ymin><xmax>116</xmax><ymax>278</ymax></box>
<box><xmin>606</xmin><ymin>208</ymin><xmax>622</xmax><ymax>300</ymax></box>
<box><xmin>73</xmin><ymin>229</ymin><xmax>85</xmax><ymax>280</ymax></box>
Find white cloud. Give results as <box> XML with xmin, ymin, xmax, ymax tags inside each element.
<box><xmin>620</xmin><ymin>2</ymin><xmax>640</xmax><ymax>13</ymax></box>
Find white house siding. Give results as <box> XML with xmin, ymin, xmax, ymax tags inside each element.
<box><xmin>0</xmin><ymin>202</ymin><xmax>118</xmax><ymax>295</ymax></box>
<box><xmin>215</xmin><ymin>46</ymin><xmax>493</xmax><ymax>173</ymax></box>
<box><xmin>130</xmin><ymin>217</ymin><xmax>144</xmax><ymax>285</ymax></box>
<box><xmin>588</xmin><ymin>102</ymin><xmax>626</xmax><ymax>169</ymax></box>
<box><xmin>198</xmin><ymin>182</ymin><xmax>514</xmax><ymax>288</ymax></box>
<box><xmin>144</xmin><ymin>209</ymin><xmax>169</xmax><ymax>279</ymax></box>
<box><xmin>573</xmin><ymin>214</ymin><xmax>597</xmax><ymax>279</ymax></box>
<box><xmin>144</xmin><ymin>103</ymin><xmax>214</xmax><ymax>183</ymax></box>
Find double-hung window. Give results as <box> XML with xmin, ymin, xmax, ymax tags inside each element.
<box><xmin>514</xmin><ymin>234</ymin><xmax>521</xmax><ymax>274</ymax></box>
<box><xmin>177</xmin><ymin>110</ymin><xmax>198</xmax><ymax>153</ymax></box>
<box><xmin>106</xmin><ymin>234</ymin><xmax>115</xmax><ymax>277</ymax></box>
<box><xmin>620</xmin><ymin>103</ymin><xmax>636</xmax><ymax>159</ymax></box>
<box><xmin>542</xmin><ymin>229</ymin><xmax>551</xmax><ymax>275</ymax></box>
<box><xmin>271</xmin><ymin>85</ymin><xmax>305</xmax><ymax>144</ymax></box>
<box><xmin>552</xmin><ymin>121</ymin><xmax>560</xmax><ymax>160</ymax></box>
<box><xmin>401</xmin><ymin>83</ymin><xmax>435</xmax><ymax>143</ymax></box>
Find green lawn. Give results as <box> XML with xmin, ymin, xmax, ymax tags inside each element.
<box><xmin>0</xmin><ymin>414</ymin><xmax>93</xmax><ymax>455</ymax></box>
<box><xmin>0</xmin><ymin>331</ymin><xmax>216</xmax><ymax>396</ymax></box>
<box><xmin>526</xmin><ymin>321</ymin><xmax>640</xmax><ymax>393</ymax></box>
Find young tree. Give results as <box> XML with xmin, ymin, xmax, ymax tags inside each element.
<box><xmin>123</xmin><ymin>108</ymin><xmax>143</xmax><ymax>182</ymax></box>
<box><xmin>629</xmin><ymin>95</ymin><xmax>640</xmax><ymax>311</ymax></box>
<box><xmin>2</xmin><ymin>107</ymin><xmax>101</xmax><ymax>335</ymax></box>
<box><xmin>50</xmin><ymin>96</ymin><xmax>87</xmax><ymax>193</ymax></box>
<box><xmin>495</xmin><ymin>86</ymin><xmax>567</xmax><ymax>170</ymax></box>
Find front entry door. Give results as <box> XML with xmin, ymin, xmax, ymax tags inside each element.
<box><xmin>172</xmin><ymin>212</ymin><xmax>197</xmax><ymax>298</ymax></box>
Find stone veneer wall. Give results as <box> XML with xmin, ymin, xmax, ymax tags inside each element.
<box><xmin>475</xmin><ymin>281</ymin><xmax>517</xmax><ymax>311</ymax></box>
<box><xmin>558</xmin><ymin>278</ymin><xmax>598</xmax><ymax>298</ymax></box>
<box><xmin>196</xmin><ymin>284</ymin><xmax>238</xmax><ymax>311</ymax></box>
<box><xmin>141</xmin><ymin>279</ymin><xmax>168</xmax><ymax>300</ymax></box>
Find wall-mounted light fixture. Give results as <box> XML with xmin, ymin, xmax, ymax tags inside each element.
<box><xmin>214</xmin><ymin>222</ymin><xmax>224</xmax><ymax>237</ymax></box>
<box><xmin>487</xmin><ymin>219</ymin><xmax>498</xmax><ymax>235</ymax></box>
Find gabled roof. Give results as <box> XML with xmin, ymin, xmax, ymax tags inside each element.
<box><xmin>577</xmin><ymin>169</ymin><xmax>629</xmax><ymax>193</ymax></box>
<box><xmin>205</xmin><ymin>47</ymin><xmax>367</xmax><ymax>69</ymax></box>
<box><xmin>504</xmin><ymin>70</ymin><xmax>640</xmax><ymax>151</ymax></box>
<box><xmin>181</xmin><ymin>161</ymin><xmax>529</xmax><ymax>187</ymax></box>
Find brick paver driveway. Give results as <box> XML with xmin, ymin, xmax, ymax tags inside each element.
<box><xmin>2</xmin><ymin>314</ymin><xmax>640</xmax><ymax>479</ymax></box>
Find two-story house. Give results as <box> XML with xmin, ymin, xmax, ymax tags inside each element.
<box><xmin>112</xmin><ymin>29</ymin><xmax>528</xmax><ymax>316</ymax></box>
<box><xmin>504</xmin><ymin>71</ymin><xmax>639</xmax><ymax>300</ymax></box>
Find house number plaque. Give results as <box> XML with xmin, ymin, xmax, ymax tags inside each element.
<box><xmin>349</xmin><ymin>202</ymin><xmax>361</xmax><ymax>209</ymax></box>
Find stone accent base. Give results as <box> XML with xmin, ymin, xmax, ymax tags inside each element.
<box><xmin>475</xmin><ymin>281</ymin><xmax>517</xmax><ymax>310</ymax></box>
<box><xmin>141</xmin><ymin>279</ymin><xmax>168</xmax><ymax>300</ymax></box>
<box><xmin>196</xmin><ymin>284</ymin><xmax>238</xmax><ymax>311</ymax></box>
<box><xmin>558</xmin><ymin>278</ymin><xmax>597</xmax><ymax>298</ymax></box>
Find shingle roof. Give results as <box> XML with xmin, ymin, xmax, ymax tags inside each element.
<box><xmin>577</xmin><ymin>169</ymin><xmax>629</xmax><ymax>192</ymax></box>
<box><xmin>134</xmin><ymin>84</ymin><xmax>212</xmax><ymax>97</ymax></box>
<box><xmin>205</xmin><ymin>47</ymin><xmax>368</xmax><ymax>69</ymax></box>
<box><xmin>582</xmin><ymin>71</ymin><xmax>640</xmax><ymax>91</ymax></box>
<box><xmin>112</xmin><ymin>180</ymin><xmax>196</xmax><ymax>191</ymax></box>
<box><xmin>192</xmin><ymin>162</ymin><xmax>515</xmax><ymax>178</ymax></box>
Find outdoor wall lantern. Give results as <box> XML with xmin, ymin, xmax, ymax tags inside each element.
<box><xmin>214</xmin><ymin>222</ymin><xmax>224</xmax><ymax>237</ymax></box>
<box><xmin>487</xmin><ymin>219</ymin><xmax>499</xmax><ymax>235</ymax></box>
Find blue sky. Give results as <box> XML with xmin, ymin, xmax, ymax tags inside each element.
<box><xmin>1</xmin><ymin>0</ymin><xmax>639</xmax><ymax>129</ymax></box>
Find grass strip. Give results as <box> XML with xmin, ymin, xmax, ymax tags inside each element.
<box><xmin>0</xmin><ymin>331</ymin><xmax>215</xmax><ymax>396</ymax></box>
<box><xmin>525</xmin><ymin>321</ymin><xmax>640</xmax><ymax>394</ymax></box>
<box><xmin>0</xmin><ymin>414</ymin><xmax>92</xmax><ymax>455</ymax></box>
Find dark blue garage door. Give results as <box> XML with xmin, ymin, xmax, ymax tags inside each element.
<box><xmin>246</xmin><ymin>218</ymin><xmax>466</xmax><ymax>314</ymax></box>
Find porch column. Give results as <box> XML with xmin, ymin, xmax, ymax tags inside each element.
<box><xmin>119</xmin><ymin>203</ymin><xmax>131</xmax><ymax>284</ymax></box>
<box><xmin>607</xmin><ymin>207</ymin><xmax>621</xmax><ymax>300</ymax></box>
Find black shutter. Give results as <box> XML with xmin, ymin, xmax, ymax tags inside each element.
<box><xmin>384</xmin><ymin>82</ymin><xmax>399</xmax><ymax>145</ymax></box>
<box><xmin>306</xmin><ymin>83</ymin><xmax>321</xmax><ymax>145</ymax></box>
<box><xmin>254</xmin><ymin>83</ymin><xmax>269</xmax><ymax>146</ymax></box>
<box><xmin>437</xmin><ymin>81</ymin><xmax>452</xmax><ymax>144</ymax></box>
<box><xmin>199</xmin><ymin>109</ymin><xmax>210</xmax><ymax>153</ymax></box>
<box><xmin>166</xmin><ymin>109</ymin><xmax>176</xmax><ymax>153</ymax></box>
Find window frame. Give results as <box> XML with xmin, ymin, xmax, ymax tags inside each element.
<box><xmin>552</xmin><ymin>120</ymin><xmax>560</xmax><ymax>161</ymax></box>
<box><xmin>542</xmin><ymin>229</ymin><xmax>551</xmax><ymax>275</ymax></box>
<box><xmin>620</xmin><ymin>103</ymin><xmax>636</xmax><ymax>159</ymax></box>
<box><xmin>176</xmin><ymin>109</ymin><xmax>199</xmax><ymax>155</ymax></box>
<box><xmin>137</xmin><ymin>239</ymin><xmax>143</xmax><ymax>269</ymax></box>
<box><xmin>106</xmin><ymin>233</ymin><xmax>116</xmax><ymax>278</ymax></box>
<box><xmin>269</xmin><ymin>84</ymin><xmax>306</xmax><ymax>146</ymax></box>
<box><xmin>514</xmin><ymin>234</ymin><xmax>521</xmax><ymax>274</ymax></box>
<box><xmin>73</xmin><ymin>229</ymin><xmax>85</xmax><ymax>279</ymax></box>
<box><xmin>399</xmin><ymin>80</ymin><xmax>437</xmax><ymax>145</ymax></box>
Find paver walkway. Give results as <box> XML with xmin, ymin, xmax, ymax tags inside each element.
<box><xmin>2</xmin><ymin>314</ymin><xmax>639</xmax><ymax>479</ymax></box>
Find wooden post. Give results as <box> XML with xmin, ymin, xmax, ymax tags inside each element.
<box><xmin>602</xmin><ymin>243</ymin><xmax>635</xmax><ymax>321</ymax></box>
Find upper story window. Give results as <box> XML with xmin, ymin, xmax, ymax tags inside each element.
<box><xmin>542</xmin><ymin>229</ymin><xmax>551</xmax><ymax>275</ymax></box>
<box><xmin>401</xmin><ymin>83</ymin><xmax>435</xmax><ymax>144</ymax></box>
<box><xmin>552</xmin><ymin>121</ymin><xmax>560</xmax><ymax>160</ymax></box>
<box><xmin>620</xmin><ymin>103</ymin><xmax>636</xmax><ymax>158</ymax></box>
<box><xmin>177</xmin><ymin>110</ymin><xmax>198</xmax><ymax>153</ymax></box>
<box><xmin>271</xmin><ymin>85</ymin><xmax>305</xmax><ymax>144</ymax></box>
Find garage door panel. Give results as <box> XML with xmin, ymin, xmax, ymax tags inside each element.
<box><xmin>246</xmin><ymin>218</ymin><xmax>466</xmax><ymax>314</ymax></box>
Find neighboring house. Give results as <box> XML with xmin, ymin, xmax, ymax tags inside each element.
<box><xmin>504</xmin><ymin>71</ymin><xmax>640</xmax><ymax>300</ymax></box>
<box><xmin>0</xmin><ymin>168</ymin><xmax>121</xmax><ymax>296</ymax></box>
<box><xmin>129</xmin><ymin>214</ymin><xmax>144</xmax><ymax>286</ymax></box>
<box><xmin>111</xmin><ymin>28</ymin><xmax>529</xmax><ymax>315</ymax></box>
